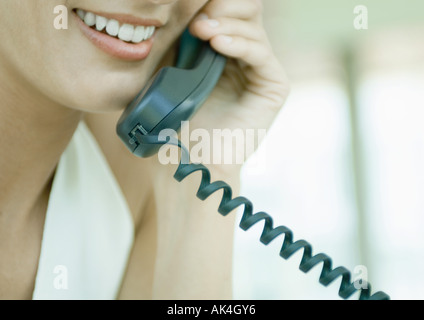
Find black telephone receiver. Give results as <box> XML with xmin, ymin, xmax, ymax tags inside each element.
<box><xmin>117</xmin><ymin>29</ymin><xmax>226</xmax><ymax>158</ymax></box>
<box><xmin>116</xmin><ymin>30</ymin><xmax>390</xmax><ymax>300</ymax></box>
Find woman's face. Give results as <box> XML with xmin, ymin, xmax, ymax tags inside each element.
<box><xmin>0</xmin><ymin>0</ymin><xmax>207</xmax><ymax>112</ymax></box>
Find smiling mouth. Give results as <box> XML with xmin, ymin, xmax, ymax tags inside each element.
<box><xmin>73</xmin><ymin>8</ymin><xmax>163</xmax><ymax>61</ymax></box>
<box><xmin>75</xmin><ymin>9</ymin><xmax>157</xmax><ymax>44</ymax></box>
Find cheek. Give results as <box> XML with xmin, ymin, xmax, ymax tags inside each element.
<box><xmin>0</xmin><ymin>2</ymin><xmax>149</xmax><ymax>112</ymax></box>
<box><xmin>0</xmin><ymin>3</ymin><xmax>48</xmax><ymax>64</ymax></box>
<box><xmin>0</xmin><ymin>1</ymin><xmax>83</xmax><ymax>104</ymax></box>
<box><xmin>0</xmin><ymin>0</ymin><xmax>211</xmax><ymax>113</ymax></box>
<box><xmin>169</xmin><ymin>0</ymin><xmax>209</xmax><ymax>29</ymax></box>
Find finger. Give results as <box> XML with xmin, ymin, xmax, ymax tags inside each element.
<box><xmin>199</xmin><ymin>0</ymin><xmax>262</xmax><ymax>21</ymax></box>
<box><xmin>209</xmin><ymin>35</ymin><xmax>269</xmax><ymax>67</ymax></box>
<box><xmin>210</xmin><ymin>34</ymin><xmax>288</xmax><ymax>86</ymax></box>
<box><xmin>210</xmin><ymin>35</ymin><xmax>290</xmax><ymax>109</ymax></box>
<box><xmin>190</xmin><ymin>17</ymin><xmax>264</xmax><ymax>42</ymax></box>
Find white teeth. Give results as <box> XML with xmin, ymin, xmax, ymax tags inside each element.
<box><xmin>132</xmin><ymin>26</ymin><xmax>146</xmax><ymax>43</ymax></box>
<box><xmin>77</xmin><ymin>9</ymin><xmax>156</xmax><ymax>44</ymax></box>
<box><xmin>96</xmin><ymin>15</ymin><xmax>108</xmax><ymax>31</ymax></box>
<box><xmin>146</xmin><ymin>26</ymin><xmax>155</xmax><ymax>39</ymax></box>
<box><xmin>144</xmin><ymin>26</ymin><xmax>152</xmax><ymax>40</ymax></box>
<box><xmin>77</xmin><ymin>9</ymin><xmax>86</xmax><ymax>20</ymax></box>
<box><xmin>106</xmin><ymin>19</ymin><xmax>119</xmax><ymax>37</ymax></box>
<box><xmin>84</xmin><ymin>12</ymin><xmax>96</xmax><ymax>27</ymax></box>
<box><xmin>118</xmin><ymin>24</ymin><xmax>135</xmax><ymax>42</ymax></box>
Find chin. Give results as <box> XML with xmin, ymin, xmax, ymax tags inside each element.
<box><xmin>62</xmin><ymin>70</ymin><xmax>149</xmax><ymax>113</ymax></box>
<box><xmin>81</xmin><ymin>97</ymin><xmax>134</xmax><ymax>114</ymax></box>
<box><xmin>65</xmin><ymin>87</ymin><xmax>136</xmax><ymax>114</ymax></box>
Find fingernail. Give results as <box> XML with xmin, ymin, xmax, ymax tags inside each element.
<box><xmin>207</xmin><ymin>19</ymin><xmax>220</xmax><ymax>28</ymax></box>
<box><xmin>196</xmin><ymin>13</ymin><xmax>209</xmax><ymax>21</ymax></box>
<box><xmin>221</xmin><ymin>35</ymin><xmax>233</xmax><ymax>44</ymax></box>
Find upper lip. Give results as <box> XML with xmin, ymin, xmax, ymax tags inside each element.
<box><xmin>75</xmin><ymin>8</ymin><xmax>165</xmax><ymax>27</ymax></box>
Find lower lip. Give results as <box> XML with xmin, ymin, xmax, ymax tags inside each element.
<box><xmin>73</xmin><ymin>12</ymin><xmax>155</xmax><ymax>61</ymax></box>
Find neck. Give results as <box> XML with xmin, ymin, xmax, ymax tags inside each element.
<box><xmin>0</xmin><ymin>63</ymin><xmax>82</xmax><ymax>219</ymax></box>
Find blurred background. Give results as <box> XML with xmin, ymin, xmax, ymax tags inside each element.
<box><xmin>233</xmin><ymin>0</ymin><xmax>424</xmax><ymax>300</ymax></box>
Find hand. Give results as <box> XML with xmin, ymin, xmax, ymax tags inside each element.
<box><xmin>185</xmin><ymin>0</ymin><xmax>290</xmax><ymax>175</ymax></box>
<box><xmin>143</xmin><ymin>0</ymin><xmax>290</xmax><ymax>299</ymax></box>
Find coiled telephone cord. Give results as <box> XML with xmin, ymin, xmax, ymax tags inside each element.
<box><xmin>136</xmin><ymin>132</ymin><xmax>390</xmax><ymax>300</ymax></box>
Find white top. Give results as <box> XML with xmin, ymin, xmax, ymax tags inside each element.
<box><xmin>32</xmin><ymin>122</ymin><xmax>134</xmax><ymax>300</ymax></box>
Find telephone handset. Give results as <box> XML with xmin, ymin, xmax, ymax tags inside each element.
<box><xmin>116</xmin><ymin>30</ymin><xmax>390</xmax><ymax>300</ymax></box>
<box><xmin>117</xmin><ymin>29</ymin><xmax>226</xmax><ymax>158</ymax></box>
